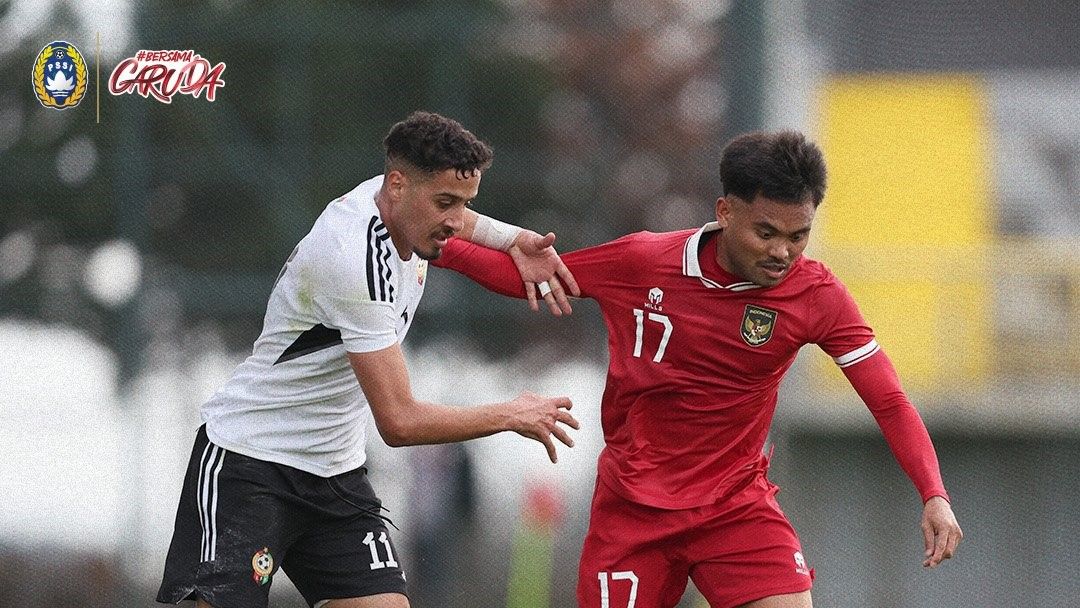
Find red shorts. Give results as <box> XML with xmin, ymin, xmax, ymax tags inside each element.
<box><xmin>576</xmin><ymin>472</ymin><xmax>813</xmax><ymax>608</ymax></box>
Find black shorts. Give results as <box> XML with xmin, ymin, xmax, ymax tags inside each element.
<box><xmin>157</xmin><ymin>426</ymin><xmax>407</xmax><ymax>608</ymax></box>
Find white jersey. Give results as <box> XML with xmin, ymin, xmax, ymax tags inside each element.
<box><xmin>201</xmin><ymin>175</ymin><xmax>428</xmax><ymax>477</ymax></box>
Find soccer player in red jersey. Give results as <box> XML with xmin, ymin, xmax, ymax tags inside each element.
<box><xmin>434</xmin><ymin>131</ymin><xmax>963</xmax><ymax>608</ymax></box>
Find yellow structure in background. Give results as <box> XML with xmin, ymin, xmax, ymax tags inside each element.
<box><xmin>815</xmin><ymin>74</ymin><xmax>994</xmax><ymax>393</ymax></box>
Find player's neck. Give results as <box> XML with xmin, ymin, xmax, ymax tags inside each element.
<box><xmin>374</xmin><ymin>187</ymin><xmax>412</xmax><ymax>260</ymax></box>
<box><xmin>701</xmin><ymin>232</ymin><xmax>741</xmax><ymax>284</ymax></box>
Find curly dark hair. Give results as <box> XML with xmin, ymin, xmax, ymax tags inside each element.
<box><xmin>719</xmin><ymin>130</ymin><xmax>827</xmax><ymax>207</ymax></box>
<box><xmin>383</xmin><ymin>111</ymin><xmax>494</xmax><ymax>178</ymax></box>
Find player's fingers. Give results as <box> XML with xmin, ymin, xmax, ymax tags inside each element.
<box><xmin>943</xmin><ymin>526</ymin><xmax>962</xmax><ymax>559</ymax></box>
<box><xmin>535</xmin><ymin>280</ymin><xmax>562</xmax><ymax>316</ymax></box>
<box><xmin>551</xmin><ymin>425</ymin><xmax>575</xmax><ymax>449</ymax></box>
<box><xmin>557</xmin><ymin>410</ymin><xmax>581</xmax><ymax>430</ymax></box>
<box><xmin>557</xmin><ymin>261</ymin><xmax>581</xmax><ymax>297</ymax></box>
<box><xmin>540</xmin><ymin>433</ymin><xmax>558</xmax><ymax>463</ymax></box>
<box><xmin>546</xmin><ymin>277</ymin><xmax>572</xmax><ymax>315</ymax></box>
<box><xmin>543</xmin><ymin>295</ymin><xmax>564</xmax><ymax>316</ymax></box>
<box><xmin>539</xmin><ymin>281</ymin><xmax>561</xmax><ymax>316</ymax></box>
<box><xmin>525</xmin><ymin>281</ymin><xmax>540</xmax><ymax>312</ymax></box>
<box><xmin>537</xmin><ymin>231</ymin><xmax>556</xmax><ymax>249</ymax></box>
<box><xmin>921</xmin><ymin>522</ymin><xmax>935</xmax><ymax>558</ymax></box>
<box><xmin>553</xmin><ymin>397</ymin><xmax>573</xmax><ymax>410</ymax></box>
<box><xmin>930</xmin><ymin>529</ymin><xmax>949</xmax><ymax>567</ymax></box>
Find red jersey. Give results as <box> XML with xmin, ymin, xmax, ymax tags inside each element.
<box><xmin>435</xmin><ymin>223</ymin><xmax>948</xmax><ymax>509</ymax></box>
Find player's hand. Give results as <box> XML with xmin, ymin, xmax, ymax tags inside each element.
<box><xmin>921</xmin><ymin>495</ymin><xmax>963</xmax><ymax>568</ymax></box>
<box><xmin>508</xmin><ymin>230</ymin><xmax>580</xmax><ymax>316</ymax></box>
<box><xmin>506</xmin><ymin>391</ymin><xmax>579</xmax><ymax>463</ymax></box>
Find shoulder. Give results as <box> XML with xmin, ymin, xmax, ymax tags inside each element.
<box><xmin>316</xmin><ymin>175</ymin><xmax>385</xmax><ymax>233</ymax></box>
<box><xmin>618</xmin><ymin>229</ymin><xmax>696</xmax><ymax>246</ymax></box>
<box><xmin>789</xmin><ymin>256</ymin><xmax>861</xmax><ymax>316</ymax></box>
<box><xmin>564</xmin><ymin>230</ymin><xmax>687</xmax><ymax>272</ymax></box>
<box><xmin>307</xmin><ymin>176</ymin><xmax>386</xmax><ymax>254</ymax></box>
<box><xmin>792</xmin><ymin>255</ymin><xmax>844</xmax><ymax>290</ymax></box>
<box><xmin>772</xmin><ymin>256</ymin><xmax>848</xmax><ymax>310</ymax></box>
<box><xmin>297</xmin><ymin>177</ymin><xmax>397</xmax><ymax>297</ymax></box>
<box><xmin>600</xmin><ymin>229</ymin><xmax>692</xmax><ymax>256</ymax></box>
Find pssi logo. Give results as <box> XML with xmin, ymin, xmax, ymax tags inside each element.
<box><xmin>32</xmin><ymin>41</ymin><xmax>87</xmax><ymax>110</ymax></box>
<box><xmin>108</xmin><ymin>49</ymin><xmax>225</xmax><ymax>103</ymax></box>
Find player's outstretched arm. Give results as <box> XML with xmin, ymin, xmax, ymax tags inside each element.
<box><xmin>434</xmin><ymin>238</ymin><xmax>530</xmax><ymax>298</ymax></box>
<box><xmin>458</xmin><ymin>209</ymin><xmax>579</xmax><ymax>315</ymax></box>
<box><xmin>921</xmin><ymin>496</ymin><xmax>963</xmax><ymax>568</ymax></box>
<box><xmin>348</xmin><ymin>344</ymin><xmax>579</xmax><ymax>463</ymax></box>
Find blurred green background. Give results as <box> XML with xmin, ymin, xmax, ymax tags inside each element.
<box><xmin>1</xmin><ymin>1</ymin><xmax>1078</xmax><ymax>607</ymax></box>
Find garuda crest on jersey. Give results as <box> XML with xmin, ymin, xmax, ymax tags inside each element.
<box><xmin>32</xmin><ymin>41</ymin><xmax>87</xmax><ymax>110</ymax></box>
<box><xmin>741</xmin><ymin>304</ymin><xmax>777</xmax><ymax>347</ymax></box>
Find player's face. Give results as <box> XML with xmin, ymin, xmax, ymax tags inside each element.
<box><xmin>390</xmin><ymin>168</ymin><xmax>480</xmax><ymax>260</ymax></box>
<box><xmin>714</xmin><ymin>194</ymin><xmax>816</xmax><ymax>287</ymax></box>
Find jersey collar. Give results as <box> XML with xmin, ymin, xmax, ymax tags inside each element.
<box><xmin>682</xmin><ymin>222</ymin><xmax>762</xmax><ymax>291</ymax></box>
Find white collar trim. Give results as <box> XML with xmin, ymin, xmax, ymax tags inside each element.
<box><xmin>682</xmin><ymin>222</ymin><xmax>761</xmax><ymax>291</ymax></box>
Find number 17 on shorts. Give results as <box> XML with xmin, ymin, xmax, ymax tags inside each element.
<box><xmin>598</xmin><ymin>570</ymin><xmax>639</xmax><ymax>608</ymax></box>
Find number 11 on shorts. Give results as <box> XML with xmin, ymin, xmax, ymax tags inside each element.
<box><xmin>598</xmin><ymin>570</ymin><xmax>638</xmax><ymax>608</ymax></box>
<box><xmin>362</xmin><ymin>531</ymin><xmax>398</xmax><ymax>570</ymax></box>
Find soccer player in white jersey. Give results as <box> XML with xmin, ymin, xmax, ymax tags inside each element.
<box><xmin>157</xmin><ymin>111</ymin><xmax>580</xmax><ymax>608</ymax></box>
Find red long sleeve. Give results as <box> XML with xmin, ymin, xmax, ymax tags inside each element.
<box><xmin>842</xmin><ymin>350</ymin><xmax>949</xmax><ymax>504</ymax></box>
<box><xmin>433</xmin><ymin>238</ymin><xmax>528</xmax><ymax>298</ymax></box>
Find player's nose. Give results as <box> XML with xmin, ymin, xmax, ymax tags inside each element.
<box><xmin>446</xmin><ymin>208</ymin><xmax>465</xmax><ymax>234</ymax></box>
<box><xmin>767</xmin><ymin>241</ymin><xmax>789</xmax><ymax>262</ymax></box>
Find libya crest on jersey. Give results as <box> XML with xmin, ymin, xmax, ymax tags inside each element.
<box><xmin>741</xmin><ymin>304</ymin><xmax>777</xmax><ymax>347</ymax></box>
<box><xmin>32</xmin><ymin>41</ymin><xmax>87</xmax><ymax>110</ymax></box>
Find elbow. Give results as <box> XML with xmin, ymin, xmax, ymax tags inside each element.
<box><xmin>369</xmin><ymin>394</ymin><xmax>426</xmax><ymax>447</ymax></box>
<box><xmin>378</xmin><ymin>417</ymin><xmax>418</xmax><ymax>447</ymax></box>
<box><xmin>382</xmin><ymin>432</ymin><xmax>410</xmax><ymax>448</ymax></box>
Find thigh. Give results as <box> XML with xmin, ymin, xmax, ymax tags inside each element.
<box><xmin>319</xmin><ymin>593</ymin><xmax>410</xmax><ymax>608</ymax></box>
<box><xmin>687</xmin><ymin>476</ymin><xmax>813</xmax><ymax>608</ymax></box>
<box><xmin>736</xmin><ymin>590</ymin><xmax>813</xmax><ymax>608</ymax></box>
<box><xmin>158</xmin><ymin>427</ymin><xmax>296</xmax><ymax>608</ymax></box>
<box><xmin>284</xmin><ymin>467</ymin><xmax>409</xmax><ymax>607</ymax></box>
<box><xmin>576</xmin><ymin>480</ymin><xmax>690</xmax><ymax>608</ymax></box>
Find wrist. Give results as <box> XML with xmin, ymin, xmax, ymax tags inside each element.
<box><xmin>472</xmin><ymin>214</ymin><xmax>522</xmax><ymax>252</ymax></box>
<box><xmin>924</xmin><ymin>493</ymin><xmax>950</xmax><ymax>505</ymax></box>
<box><xmin>482</xmin><ymin>399</ymin><xmax>516</xmax><ymax>434</ymax></box>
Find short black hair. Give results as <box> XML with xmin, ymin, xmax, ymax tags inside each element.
<box><xmin>383</xmin><ymin>111</ymin><xmax>494</xmax><ymax>178</ymax></box>
<box><xmin>719</xmin><ymin>130</ymin><xmax>827</xmax><ymax>207</ymax></box>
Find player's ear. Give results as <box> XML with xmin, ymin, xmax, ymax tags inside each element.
<box><xmin>715</xmin><ymin>197</ymin><xmax>732</xmax><ymax>228</ymax></box>
<box><xmin>385</xmin><ymin>169</ymin><xmax>407</xmax><ymax>202</ymax></box>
